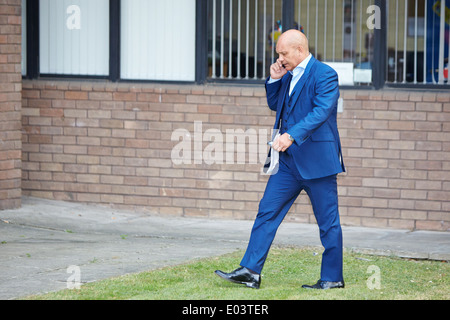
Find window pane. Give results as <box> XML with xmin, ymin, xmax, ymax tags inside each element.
<box><xmin>39</xmin><ymin>0</ymin><xmax>109</xmax><ymax>76</ymax></box>
<box><xmin>208</xmin><ymin>0</ymin><xmax>374</xmax><ymax>85</ymax></box>
<box><xmin>295</xmin><ymin>0</ymin><xmax>374</xmax><ymax>86</ymax></box>
<box><xmin>208</xmin><ymin>0</ymin><xmax>283</xmax><ymax>80</ymax></box>
<box><xmin>120</xmin><ymin>0</ymin><xmax>196</xmax><ymax>81</ymax></box>
<box><xmin>386</xmin><ymin>0</ymin><xmax>449</xmax><ymax>85</ymax></box>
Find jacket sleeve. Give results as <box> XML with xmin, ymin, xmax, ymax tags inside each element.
<box><xmin>287</xmin><ymin>68</ymin><xmax>339</xmax><ymax>144</ymax></box>
<box><xmin>265</xmin><ymin>77</ymin><xmax>282</xmax><ymax>111</ymax></box>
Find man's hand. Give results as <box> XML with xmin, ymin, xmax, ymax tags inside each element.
<box><xmin>272</xmin><ymin>133</ymin><xmax>293</xmax><ymax>152</ymax></box>
<box><xmin>270</xmin><ymin>59</ymin><xmax>288</xmax><ymax>80</ymax></box>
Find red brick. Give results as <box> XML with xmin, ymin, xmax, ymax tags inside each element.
<box><xmin>65</xmin><ymin>91</ymin><xmax>88</xmax><ymax>100</ymax></box>
<box><xmin>416</xmin><ymin>220</ymin><xmax>447</xmax><ymax>231</ymax></box>
<box><xmin>40</xmin><ymin>108</ymin><xmax>63</xmax><ymax>117</ymax></box>
<box><xmin>89</xmin><ymin>92</ymin><xmax>113</xmax><ymax>101</ymax></box>
<box><xmin>113</xmin><ymin>92</ymin><xmax>136</xmax><ymax>101</ymax></box>
<box><xmin>388</xmin><ymin>120</ymin><xmax>415</xmax><ymax>131</ymax></box>
<box><xmin>389</xmin><ymin>101</ymin><xmax>415</xmax><ymax>111</ymax></box>
<box><xmin>161</xmin><ymin>94</ymin><xmax>186</xmax><ymax>103</ymax></box>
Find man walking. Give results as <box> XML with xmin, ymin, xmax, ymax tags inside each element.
<box><xmin>215</xmin><ymin>29</ymin><xmax>346</xmax><ymax>290</ymax></box>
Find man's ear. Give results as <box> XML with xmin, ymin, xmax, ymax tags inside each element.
<box><xmin>296</xmin><ymin>46</ymin><xmax>304</xmax><ymax>59</ymax></box>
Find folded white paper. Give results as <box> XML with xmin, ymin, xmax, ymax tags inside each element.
<box><xmin>262</xmin><ymin>133</ymin><xmax>280</xmax><ymax>175</ymax></box>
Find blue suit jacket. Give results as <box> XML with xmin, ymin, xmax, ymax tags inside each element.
<box><xmin>265</xmin><ymin>55</ymin><xmax>345</xmax><ymax>180</ymax></box>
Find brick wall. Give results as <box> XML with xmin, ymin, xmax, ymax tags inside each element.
<box><xmin>21</xmin><ymin>80</ymin><xmax>450</xmax><ymax>231</ymax></box>
<box><xmin>0</xmin><ymin>0</ymin><xmax>21</xmax><ymax>210</ymax></box>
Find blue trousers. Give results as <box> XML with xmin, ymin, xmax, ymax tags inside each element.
<box><xmin>240</xmin><ymin>151</ymin><xmax>343</xmax><ymax>282</ymax></box>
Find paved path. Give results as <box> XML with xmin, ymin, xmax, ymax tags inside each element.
<box><xmin>0</xmin><ymin>197</ymin><xmax>449</xmax><ymax>300</ymax></box>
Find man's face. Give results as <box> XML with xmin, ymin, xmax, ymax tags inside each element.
<box><xmin>276</xmin><ymin>41</ymin><xmax>302</xmax><ymax>72</ymax></box>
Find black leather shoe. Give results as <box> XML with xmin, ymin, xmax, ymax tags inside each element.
<box><xmin>214</xmin><ymin>267</ymin><xmax>261</xmax><ymax>289</ymax></box>
<box><xmin>302</xmin><ymin>280</ymin><xmax>345</xmax><ymax>290</ymax></box>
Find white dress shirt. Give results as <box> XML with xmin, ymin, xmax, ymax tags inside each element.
<box><xmin>268</xmin><ymin>53</ymin><xmax>313</xmax><ymax>96</ymax></box>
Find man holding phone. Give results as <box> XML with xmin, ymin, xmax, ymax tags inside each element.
<box><xmin>215</xmin><ymin>29</ymin><xmax>346</xmax><ymax>290</ymax></box>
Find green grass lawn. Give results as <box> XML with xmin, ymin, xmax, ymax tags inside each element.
<box><xmin>26</xmin><ymin>247</ymin><xmax>449</xmax><ymax>300</ymax></box>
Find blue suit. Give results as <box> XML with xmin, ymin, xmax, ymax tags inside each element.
<box><xmin>240</xmin><ymin>56</ymin><xmax>346</xmax><ymax>282</ymax></box>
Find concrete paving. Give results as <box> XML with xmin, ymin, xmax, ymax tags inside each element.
<box><xmin>0</xmin><ymin>197</ymin><xmax>449</xmax><ymax>300</ymax></box>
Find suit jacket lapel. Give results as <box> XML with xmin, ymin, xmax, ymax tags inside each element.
<box><xmin>274</xmin><ymin>73</ymin><xmax>292</xmax><ymax>130</ymax></box>
<box><xmin>288</xmin><ymin>56</ymin><xmax>317</xmax><ymax>113</ymax></box>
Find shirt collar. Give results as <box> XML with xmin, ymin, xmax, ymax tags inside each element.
<box><xmin>289</xmin><ymin>54</ymin><xmax>312</xmax><ymax>76</ymax></box>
